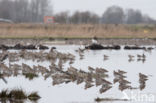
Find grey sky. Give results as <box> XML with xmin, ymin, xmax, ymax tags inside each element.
<box><xmin>52</xmin><ymin>0</ymin><xmax>156</xmax><ymax>19</ymax></box>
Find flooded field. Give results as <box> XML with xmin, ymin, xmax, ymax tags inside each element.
<box><xmin>0</xmin><ymin>45</ymin><xmax>156</xmax><ymax>103</ymax></box>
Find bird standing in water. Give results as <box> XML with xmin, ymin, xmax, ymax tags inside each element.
<box><xmin>0</xmin><ymin>49</ymin><xmax>8</xmax><ymax>63</ymax></box>
<box><xmin>139</xmin><ymin>73</ymin><xmax>148</xmax><ymax>90</ymax></box>
<box><xmin>92</xmin><ymin>36</ymin><xmax>98</xmax><ymax>44</ymax></box>
<box><xmin>0</xmin><ymin>54</ymin><xmax>8</xmax><ymax>62</ymax></box>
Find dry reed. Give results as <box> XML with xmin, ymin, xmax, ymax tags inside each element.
<box><xmin>0</xmin><ymin>23</ymin><xmax>156</xmax><ymax>39</ymax></box>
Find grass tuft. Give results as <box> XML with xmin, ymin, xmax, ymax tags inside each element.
<box><xmin>0</xmin><ymin>90</ymin><xmax>8</xmax><ymax>99</ymax></box>
<box><xmin>28</xmin><ymin>92</ymin><xmax>41</xmax><ymax>101</ymax></box>
<box><xmin>8</xmin><ymin>89</ymin><xmax>27</xmax><ymax>100</ymax></box>
<box><xmin>95</xmin><ymin>97</ymin><xmax>102</xmax><ymax>102</ymax></box>
<box><xmin>0</xmin><ymin>89</ymin><xmax>41</xmax><ymax>101</ymax></box>
<box><xmin>23</xmin><ymin>73</ymin><xmax>38</xmax><ymax>80</ymax></box>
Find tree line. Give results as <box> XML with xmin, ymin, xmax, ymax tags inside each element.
<box><xmin>0</xmin><ymin>0</ymin><xmax>52</xmax><ymax>22</ymax></box>
<box><xmin>0</xmin><ymin>0</ymin><xmax>155</xmax><ymax>24</ymax></box>
<box><xmin>54</xmin><ymin>6</ymin><xmax>156</xmax><ymax>24</ymax></box>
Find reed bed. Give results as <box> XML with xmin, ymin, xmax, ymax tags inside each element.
<box><xmin>0</xmin><ymin>23</ymin><xmax>156</xmax><ymax>39</ymax></box>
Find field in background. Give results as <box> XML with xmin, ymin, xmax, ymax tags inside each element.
<box><xmin>0</xmin><ymin>23</ymin><xmax>156</xmax><ymax>39</ymax></box>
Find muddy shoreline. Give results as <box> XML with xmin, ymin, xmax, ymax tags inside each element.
<box><xmin>0</xmin><ymin>38</ymin><xmax>156</xmax><ymax>45</ymax></box>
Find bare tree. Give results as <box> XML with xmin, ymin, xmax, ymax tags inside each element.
<box><xmin>101</xmin><ymin>6</ymin><xmax>124</xmax><ymax>24</ymax></box>
<box><xmin>0</xmin><ymin>0</ymin><xmax>52</xmax><ymax>22</ymax></box>
<box><xmin>125</xmin><ymin>9</ymin><xmax>143</xmax><ymax>24</ymax></box>
<box><xmin>70</xmin><ymin>11</ymin><xmax>99</xmax><ymax>24</ymax></box>
<box><xmin>0</xmin><ymin>0</ymin><xmax>13</xmax><ymax>19</ymax></box>
<box><xmin>54</xmin><ymin>11</ymin><xmax>70</xmax><ymax>24</ymax></box>
<box><xmin>0</xmin><ymin>1</ymin><xmax>155</xmax><ymax>24</ymax></box>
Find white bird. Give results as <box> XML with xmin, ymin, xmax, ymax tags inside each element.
<box><xmin>92</xmin><ymin>39</ymin><xmax>98</xmax><ymax>44</ymax></box>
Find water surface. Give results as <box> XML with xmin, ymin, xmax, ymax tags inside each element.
<box><xmin>0</xmin><ymin>45</ymin><xmax>156</xmax><ymax>103</ymax></box>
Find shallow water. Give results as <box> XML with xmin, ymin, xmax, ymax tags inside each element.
<box><xmin>0</xmin><ymin>45</ymin><xmax>156</xmax><ymax>103</ymax></box>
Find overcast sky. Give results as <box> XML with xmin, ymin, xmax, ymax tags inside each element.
<box><xmin>52</xmin><ymin>0</ymin><xmax>156</xmax><ymax>19</ymax></box>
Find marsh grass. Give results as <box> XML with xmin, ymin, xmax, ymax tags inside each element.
<box><xmin>95</xmin><ymin>97</ymin><xmax>101</xmax><ymax>102</ymax></box>
<box><xmin>0</xmin><ymin>89</ymin><xmax>40</xmax><ymax>101</ymax></box>
<box><xmin>28</xmin><ymin>92</ymin><xmax>40</xmax><ymax>101</ymax></box>
<box><xmin>23</xmin><ymin>73</ymin><xmax>38</xmax><ymax>80</ymax></box>
<box><xmin>0</xmin><ymin>90</ymin><xmax>8</xmax><ymax>99</ymax></box>
<box><xmin>95</xmin><ymin>97</ymin><xmax>129</xmax><ymax>102</ymax></box>
<box><xmin>8</xmin><ymin>89</ymin><xmax>27</xmax><ymax>100</ymax></box>
<box><xmin>0</xmin><ymin>23</ymin><xmax>156</xmax><ymax>39</ymax></box>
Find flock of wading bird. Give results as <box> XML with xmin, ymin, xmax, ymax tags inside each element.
<box><xmin>0</xmin><ymin>43</ymin><xmax>151</xmax><ymax>94</ymax></box>
<box><xmin>76</xmin><ymin>46</ymin><xmax>150</xmax><ymax>63</ymax></box>
<box><xmin>103</xmin><ymin>53</ymin><xmax>147</xmax><ymax>63</ymax></box>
